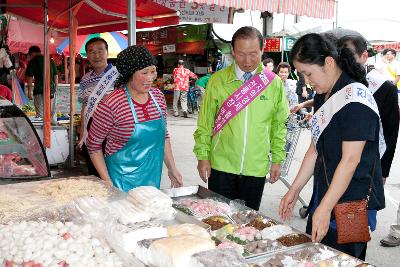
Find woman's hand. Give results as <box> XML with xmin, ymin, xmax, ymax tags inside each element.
<box><xmin>311</xmin><ymin>205</ymin><xmax>332</xmax><ymax>242</ymax></box>
<box><xmin>168</xmin><ymin>167</ymin><xmax>183</xmax><ymax>188</ymax></box>
<box><xmin>279</xmin><ymin>188</ymin><xmax>300</xmax><ymax>221</ymax></box>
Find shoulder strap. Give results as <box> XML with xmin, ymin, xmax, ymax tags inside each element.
<box><xmin>321</xmin><ymin>152</ymin><xmax>376</xmax><ymax>202</ymax></box>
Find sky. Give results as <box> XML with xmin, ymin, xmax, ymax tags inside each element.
<box><xmin>213</xmin><ymin>0</ymin><xmax>400</xmax><ymax>42</ymax></box>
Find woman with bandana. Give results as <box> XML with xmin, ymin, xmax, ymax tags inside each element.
<box><xmin>87</xmin><ymin>46</ymin><xmax>183</xmax><ymax>191</ymax></box>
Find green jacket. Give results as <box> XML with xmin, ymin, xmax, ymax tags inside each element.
<box><xmin>193</xmin><ymin>63</ymin><xmax>289</xmax><ymax>177</ymax></box>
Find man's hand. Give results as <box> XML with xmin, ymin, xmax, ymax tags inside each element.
<box><xmin>383</xmin><ymin>177</ymin><xmax>387</xmax><ymax>185</ymax></box>
<box><xmin>269</xmin><ymin>163</ymin><xmax>281</xmax><ymax>183</ymax></box>
<box><xmin>197</xmin><ymin>160</ymin><xmax>211</xmax><ymax>183</ymax></box>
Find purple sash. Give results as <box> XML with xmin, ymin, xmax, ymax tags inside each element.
<box><xmin>213</xmin><ymin>68</ymin><xmax>276</xmax><ymax>135</ymax></box>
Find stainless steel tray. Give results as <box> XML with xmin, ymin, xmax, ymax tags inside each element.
<box><xmin>246</xmin><ymin>242</ymin><xmax>364</xmax><ymax>265</ymax></box>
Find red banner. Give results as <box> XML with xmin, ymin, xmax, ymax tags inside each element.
<box><xmin>264</xmin><ymin>38</ymin><xmax>281</xmax><ymax>52</ymax></box>
<box><xmin>373</xmin><ymin>42</ymin><xmax>400</xmax><ymax>52</ymax></box>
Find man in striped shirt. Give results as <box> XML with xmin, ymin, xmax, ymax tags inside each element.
<box><xmin>78</xmin><ymin>37</ymin><xmax>116</xmax><ymax>177</ymax></box>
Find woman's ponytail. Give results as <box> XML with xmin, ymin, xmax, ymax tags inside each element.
<box><xmin>337</xmin><ymin>46</ymin><xmax>368</xmax><ymax>87</ymax></box>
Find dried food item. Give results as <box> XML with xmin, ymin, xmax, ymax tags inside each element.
<box><xmin>227</xmin><ymin>226</ymin><xmax>261</xmax><ymax>245</ymax></box>
<box><xmin>189</xmin><ymin>248</ymin><xmax>249</xmax><ymax>267</ymax></box>
<box><xmin>276</xmin><ymin>233</ymin><xmax>311</xmax><ymax>247</ymax></box>
<box><xmin>260</xmin><ymin>225</ymin><xmax>294</xmax><ymax>240</ymax></box>
<box><xmin>127</xmin><ymin>186</ymin><xmax>175</xmax><ymax>220</ymax></box>
<box><xmin>244</xmin><ymin>239</ymin><xmax>282</xmax><ymax>255</ymax></box>
<box><xmin>202</xmin><ymin>215</ymin><xmax>230</xmax><ymax>230</ymax></box>
<box><xmin>35</xmin><ymin>178</ymin><xmax>110</xmax><ymax>205</ymax></box>
<box><xmin>246</xmin><ymin>216</ymin><xmax>277</xmax><ymax>230</ymax></box>
<box><xmin>217</xmin><ymin>240</ymin><xmax>244</xmax><ymax>255</ymax></box>
<box><xmin>177</xmin><ymin>198</ymin><xmax>231</xmax><ymax>218</ymax></box>
<box><xmin>0</xmin><ymin>221</ymin><xmax>123</xmax><ymax>266</ymax></box>
<box><xmin>172</xmin><ymin>203</ymin><xmax>193</xmax><ymax>216</ymax></box>
<box><xmin>167</xmin><ymin>224</ymin><xmax>210</xmax><ymax>239</ymax></box>
<box><xmin>148</xmin><ymin>235</ymin><xmax>216</xmax><ymax>267</ymax></box>
<box><xmin>231</xmin><ymin>210</ymin><xmax>259</xmax><ymax>224</ymax></box>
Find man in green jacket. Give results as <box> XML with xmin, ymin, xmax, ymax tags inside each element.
<box><xmin>194</xmin><ymin>26</ymin><xmax>289</xmax><ymax>210</ymax></box>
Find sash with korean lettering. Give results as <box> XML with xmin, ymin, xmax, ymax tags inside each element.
<box><xmin>366</xmin><ymin>69</ymin><xmax>387</xmax><ymax>95</ymax></box>
<box><xmin>310</xmin><ymin>83</ymin><xmax>386</xmax><ymax>158</ymax></box>
<box><xmin>213</xmin><ymin>68</ymin><xmax>276</xmax><ymax>136</ymax></box>
<box><xmin>78</xmin><ymin>66</ymin><xmax>119</xmax><ymax>147</ymax></box>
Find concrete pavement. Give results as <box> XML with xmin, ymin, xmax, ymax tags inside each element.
<box><xmin>161</xmin><ymin>111</ymin><xmax>400</xmax><ymax>267</ymax></box>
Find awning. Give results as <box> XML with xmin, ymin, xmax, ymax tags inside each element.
<box><xmin>181</xmin><ymin>0</ymin><xmax>336</xmax><ymax>19</ymax></box>
<box><xmin>6</xmin><ymin>0</ymin><xmax>179</xmax><ymax>35</ymax></box>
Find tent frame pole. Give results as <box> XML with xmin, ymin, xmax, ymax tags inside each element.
<box><xmin>128</xmin><ymin>0</ymin><xmax>136</xmax><ymax>45</ymax></box>
<box><xmin>68</xmin><ymin>0</ymin><xmax>75</xmax><ymax>167</ymax></box>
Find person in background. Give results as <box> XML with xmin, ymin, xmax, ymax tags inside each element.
<box><xmin>87</xmin><ymin>45</ymin><xmax>183</xmax><ymax>192</ymax></box>
<box><xmin>26</xmin><ymin>45</ymin><xmax>58</xmax><ymax>118</ymax></box>
<box><xmin>276</xmin><ymin>62</ymin><xmax>298</xmax><ymax>107</ymax></box>
<box><xmin>194</xmin><ymin>26</ymin><xmax>289</xmax><ymax>210</ymax></box>
<box><xmin>279</xmin><ymin>33</ymin><xmax>385</xmax><ymax>260</ymax></box>
<box><xmin>172</xmin><ymin>59</ymin><xmax>197</xmax><ymax>118</ymax></box>
<box><xmin>194</xmin><ymin>72</ymin><xmax>211</xmax><ymax>108</ymax></box>
<box><xmin>78</xmin><ymin>37</ymin><xmax>117</xmax><ymax>177</ymax></box>
<box><xmin>375</xmin><ymin>48</ymin><xmax>400</xmax><ymax>86</ymax></box>
<box><xmin>263</xmin><ymin>58</ymin><xmax>275</xmax><ymax>72</ymax></box>
<box><xmin>295</xmin><ymin>72</ymin><xmax>313</xmax><ymax>113</ymax></box>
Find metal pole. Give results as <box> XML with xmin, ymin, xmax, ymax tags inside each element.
<box><xmin>335</xmin><ymin>0</ymin><xmax>339</xmax><ymax>30</ymax></box>
<box><xmin>43</xmin><ymin>0</ymin><xmax>47</xmax><ymax>129</ymax></box>
<box><xmin>128</xmin><ymin>0</ymin><xmax>136</xmax><ymax>45</ymax></box>
<box><xmin>69</xmin><ymin>0</ymin><xmax>75</xmax><ymax>167</ymax></box>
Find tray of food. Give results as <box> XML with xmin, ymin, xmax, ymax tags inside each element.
<box><xmin>247</xmin><ymin>242</ymin><xmax>370</xmax><ymax>267</ymax></box>
<box><xmin>0</xmin><ymin>176</ymin><xmax>119</xmax><ymax>224</ymax></box>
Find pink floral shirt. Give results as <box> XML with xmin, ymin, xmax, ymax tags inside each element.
<box><xmin>172</xmin><ymin>66</ymin><xmax>197</xmax><ymax>92</ymax></box>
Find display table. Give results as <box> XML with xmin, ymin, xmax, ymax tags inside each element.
<box><xmin>0</xmin><ymin>179</ymin><xmax>377</xmax><ymax>267</ymax></box>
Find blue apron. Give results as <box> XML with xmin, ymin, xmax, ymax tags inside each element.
<box><xmin>105</xmin><ymin>87</ymin><xmax>165</xmax><ymax>192</ymax></box>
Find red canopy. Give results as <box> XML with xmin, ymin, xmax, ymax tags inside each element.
<box><xmin>7</xmin><ymin>0</ymin><xmax>179</xmax><ymax>35</ymax></box>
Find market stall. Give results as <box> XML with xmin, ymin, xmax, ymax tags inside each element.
<box><xmin>0</xmin><ymin>172</ymin><xmax>377</xmax><ymax>267</ymax></box>
<box><xmin>0</xmin><ymin>100</ymin><xmax>50</xmax><ymax>178</ymax></box>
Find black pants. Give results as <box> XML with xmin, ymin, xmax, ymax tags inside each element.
<box><xmin>306</xmin><ymin>215</ymin><xmax>367</xmax><ymax>260</ymax></box>
<box><xmin>208</xmin><ymin>169</ymin><xmax>266</xmax><ymax>210</ymax></box>
<box><xmin>81</xmin><ymin>143</ymin><xmax>100</xmax><ymax>177</ymax></box>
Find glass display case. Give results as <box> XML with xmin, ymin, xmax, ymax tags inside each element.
<box><xmin>0</xmin><ymin>100</ymin><xmax>50</xmax><ymax>178</ymax></box>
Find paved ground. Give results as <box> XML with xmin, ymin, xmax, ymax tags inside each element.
<box><xmin>160</xmin><ymin>110</ymin><xmax>400</xmax><ymax>267</ymax></box>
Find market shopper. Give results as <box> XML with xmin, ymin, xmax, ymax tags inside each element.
<box><xmin>279</xmin><ymin>33</ymin><xmax>385</xmax><ymax>260</ymax></box>
<box><xmin>172</xmin><ymin>60</ymin><xmax>197</xmax><ymax>118</ymax></box>
<box><xmin>194</xmin><ymin>26</ymin><xmax>289</xmax><ymax>210</ymax></box>
<box><xmin>374</xmin><ymin>48</ymin><xmax>400</xmax><ymax>86</ymax></box>
<box><xmin>78</xmin><ymin>37</ymin><xmax>118</xmax><ymax>177</ymax></box>
<box><xmin>262</xmin><ymin>58</ymin><xmax>275</xmax><ymax>72</ymax></box>
<box><xmin>276</xmin><ymin>62</ymin><xmax>298</xmax><ymax>107</ymax></box>
<box><xmin>87</xmin><ymin>45</ymin><xmax>183</xmax><ymax>192</ymax></box>
<box><xmin>26</xmin><ymin>45</ymin><xmax>58</xmax><ymax>118</ymax></box>
<box><xmin>194</xmin><ymin>72</ymin><xmax>211</xmax><ymax>108</ymax></box>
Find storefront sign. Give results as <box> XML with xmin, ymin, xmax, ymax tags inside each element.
<box><xmin>155</xmin><ymin>0</ymin><xmax>230</xmax><ymax>24</ymax></box>
<box><xmin>163</xmin><ymin>44</ymin><xmax>176</xmax><ymax>53</ymax></box>
<box><xmin>284</xmin><ymin>37</ymin><xmax>297</xmax><ymax>51</ymax></box>
<box><xmin>264</xmin><ymin>38</ymin><xmax>281</xmax><ymax>52</ymax></box>
<box><xmin>373</xmin><ymin>42</ymin><xmax>400</xmax><ymax>52</ymax></box>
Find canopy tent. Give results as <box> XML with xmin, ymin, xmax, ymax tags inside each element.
<box><xmin>179</xmin><ymin>0</ymin><xmax>336</xmax><ymax>19</ymax></box>
<box><xmin>6</xmin><ymin>0</ymin><xmax>179</xmax><ymax>35</ymax></box>
<box><xmin>57</xmin><ymin>31</ymin><xmax>128</xmax><ymax>58</ymax></box>
<box><xmin>7</xmin><ymin>15</ymin><xmax>61</xmax><ymax>54</ymax></box>
<box><xmin>2</xmin><ymin>0</ymin><xmax>179</xmax><ymax>166</ymax></box>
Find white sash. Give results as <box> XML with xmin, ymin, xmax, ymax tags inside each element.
<box><xmin>79</xmin><ymin>66</ymin><xmax>119</xmax><ymax>147</ymax></box>
<box><xmin>366</xmin><ymin>69</ymin><xmax>386</xmax><ymax>95</ymax></box>
<box><xmin>310</xmin><ymin>83</ymin><xmax>386</xmax><ymax>158</ymax></box>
